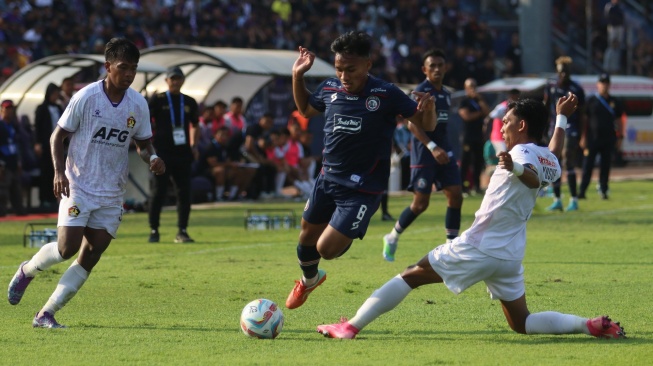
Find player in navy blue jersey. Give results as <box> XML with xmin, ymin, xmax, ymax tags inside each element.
<box><xmin>382</xmin><ymin>49</ymin><xmax>463</xmax><ymax>262</ymax></box>
<box><xmin>285</xmin><ymin>31</ymin><xmax>436</xmax><ymax>310</ymax></box>
<box><xmin>543</xmin><ymin>56</ymin><xmax>586</xmax><ymax>212</ymax></box>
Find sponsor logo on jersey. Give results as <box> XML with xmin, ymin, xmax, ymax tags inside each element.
<box><xmin>127</xmin><ymin>116</ymin><xmax>136</xmax><ymax>128</ymax></box>
<box><xmin>68</xmin><ymin>204</ymin><xmax>80</xmax><ymax>217</ymax></box>
<box><xmin>92</xmin><ymin>127</ymin><xmax>130</xmax><ymax>147</ymax></box>
<box><xmin>334</xmin><ymin>114</ymin><xmax>362</xmax><ymax>134</ymax></box>
<box><xmin>437</xmin><ymin>111</ymin><xmax>449</xmax><ymax>122</ymax></box>
<box><xmin>538</xmin><ymin>156</ymin><xmax>556</xmax><ymax>167</ymax></box>
<box><xmin>365</xmin><ymin>96</ymin><xmax>380</xmax><ymax>111</ymax></box>
<box><xmin>345</xmin><ymin>95</ymin><xmax>359</xmax><ymax>100</ymax></box>
<box><xmin>370</xmin><ymin>87</ymin><xmax>387</xmax><ymax>93</ymax></box>
<box><xmin>304</xmin><ymin>198</ymin><xmax>310</xmax><ymax>211</ymax></box>
<box><xmin>326</xmin><ymin>80</ymin><xmax>338</xmax><ymax>87</ymax></box>
<box><xmin>331</xmin><ymin>93</ymin><xmax>338</xmax><ymax>102</ymax></box>
<box><xmin>350</xmin><ymin>174</ymin><xmax>361</xmax><ymax>183</ymax></box>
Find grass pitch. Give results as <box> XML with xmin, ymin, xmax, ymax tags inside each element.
<box><xmin>1</xmin><ymin>180</ymin><xmax>652</xmax><ymax>365</ymax></box>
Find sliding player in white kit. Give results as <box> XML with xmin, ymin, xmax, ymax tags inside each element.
<box><xmin>7</xmin><ymin>38</ymin><xmax>166</xmax><ymax>328</ymax></box>
<box><xmin>317</xmin><ymin>95</ymin><xmax>626</xmax><ymax>340</ymax></box>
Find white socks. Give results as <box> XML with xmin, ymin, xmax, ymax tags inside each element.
<box><xmin>525</xmin><ymin>312</ymin><xmax>589</xmax><ymax>335</ymax></box>
<box><xmin>23</xmin><ymin>242</ymin><xmax>64</xmax><ymax>277</ymax></box>
<box><xmin>348</xmin><ymin>275</ymin><xmax>412</xmax><ymax>330</ymax></box>
<box><xmin>41</xmin><ymin>260</ymin><xmax>89</xmax><ymax>315</ymax></box>
<box><xmin>228</xmin><ymin>186</ymin><xmax>239</xmax><ymax>199</ymax></box>
<box><xmin>387</xmin><ymin>228</ymin><xmax>400</xmax><ymax>242</ymax></box>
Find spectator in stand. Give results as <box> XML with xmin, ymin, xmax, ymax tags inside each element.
<box><xmin>604</xmin><ymin>0</ymin><xmax>625</xmax><ymax>47</ymax></box>
<box><xmin>243</xmin><ymin>112</ymin><xmax>277</xmax><ymax>199</ymax></box>
<box><xmin>34</xmin><ymin>83</ymin><xmax>62</xmax><ymax>211</ymax></box>
<box><xmin>603</xmin><ymin>39</ymin><xmax>622</xmax><ymax>75</ymax></box>
<box><xmin>195</xmin><ymin>104</ymin><xmax>215</xmax><ymax>155</ymax></box>
<box><xmin>505</xmin><ymin>32</ymin><xmax>523</xmax><ymax>76</ymax></box>
<box><xmin>197</xmin><ymin>126</ymin><xmax>256</xmax><ymax>201</ymax></box>
<box><xmin>458</xmin><ymin>78</ymin><xmax>490</xmax><ymax>195</ymax></box>
<box><xmin>211</xmin><ymin>100</ymin><xmax>227</xmax><ymax>136</ymax></box>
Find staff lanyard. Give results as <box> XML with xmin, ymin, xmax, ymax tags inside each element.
<box><xmin>596</xmin><ymin>94</ymin><xmax>615</xmax><ymax>117</ymax></box>
<box><xmin>166</xmin><ymin>91</ymin><xmax>184</xmax><ymax>128</ymax></box>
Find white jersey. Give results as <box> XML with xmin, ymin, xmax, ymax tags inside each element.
<box><xmin>459</xmin><ymin>143</ymin><xmax>561</xmax><ymax>260</ymax></box>
<box><xmin>58</xmin><ymin>81</ymin><xmax>152</xmax><ymax>206</ymax></box>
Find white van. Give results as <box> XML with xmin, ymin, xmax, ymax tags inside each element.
<box><xmin>477</xmin><ymin>75</ymin><xmax>653</xmax><ymax>161</ymax></box>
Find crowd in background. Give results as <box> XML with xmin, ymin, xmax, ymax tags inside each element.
<box><xmin>2</xmin><ymin>0</ymin><xmax>651</xmax><ymax>89</ymax></box>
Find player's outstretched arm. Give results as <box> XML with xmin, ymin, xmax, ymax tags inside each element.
<box><xmin>292</xmin><ymin>46</ymin><xmax>319</xmax><ymax>119</ymax></box>
<box><xmin>549</xmin><ymin>92</ymin><xmax>578</xmax><ymax>159</ymax></box>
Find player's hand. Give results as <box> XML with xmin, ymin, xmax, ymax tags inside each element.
<box><xmin>53</xmin><ymin>171</ymin><xmax>70</xmax><ymax>199</ymax></box>
<box><xmin>150</xmin><ymin>157</ymin><xmax>166</xmax><ymax>175</ymax></box>
<box><xmin>431</xmin><ymin>147</ymin><xmax>450</xmax><ymax>165</ymax></box>
<box><xmin>293</xmin><ymin>46</ymin><xmax>315</xmax><ymax>76</ymax></box>
<box><xmin>412</xmin><ymin>91</ymin><xmax>435</xmax><ymax>111</ymax></box>
<box><xmin>556</xmin><ymin>92</ymin><xmax>578</xmax><ymax>117</ymax></box>
<box><xmin>497</xmin><ymin>151</ymin><xmax>514</xmax><ymax>171</ymax></box>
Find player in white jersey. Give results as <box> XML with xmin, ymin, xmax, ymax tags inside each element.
<box><xmin>317</xmin><ymin>96</ymin><xmax>626</xmax><ymax>340</ymax></box>
<box><xmin>7</xmin><ymin>38</ymin><xmax>166</xmax><ymax>328</ymax></box>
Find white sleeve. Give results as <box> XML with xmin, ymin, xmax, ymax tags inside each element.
<box><xmin>133</xmin><ymin>98</ymin><xmax>153</xmax><ymax>140</ymax></box>
<box><xmin>57</xmin><ymin>93</ymin><xmax>84</xmax><ymax>132</ymax></box>
<box><xmin>509</xmin><ymin>146</ymin><xmax>541</xmax><ymax>178</ymax></box>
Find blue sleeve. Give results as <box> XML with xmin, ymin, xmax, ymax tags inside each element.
<box><xmin>307</xmin><ymin>79</ymin><xmax>329</xmax><ymax>112</ymax></box>
<box><xmin>389</xmin><ymin>85</ymin><xmax>417</xmax><ymax>118</ymax></box>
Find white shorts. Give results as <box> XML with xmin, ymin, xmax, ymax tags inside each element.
<box><xmin>57</xmin><ymin>194</ymin><xmax>123</xmax><ymax>238</ymax></box>
<box><xmin>428</xmin><ymin>240</ymin><xmax>525</xmax><ymax>301</ymax></box>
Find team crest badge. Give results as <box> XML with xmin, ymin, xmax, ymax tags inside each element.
<box><xmin>68</xmin><ymin>204</ymin><xmax>81</xmax><ymax>218</ymax></box>
<box><xmin>127</xmin><ymin>116</ymin><xmax>136</xmax><ymax>128</ymax></box>
<box><xmin>365</xmin><ymin>96</ymin><xmax>380</xmax><ymax>111</ymax></box>
<box><xmin>417</xmin><ymin>178</ymin><xmax>427</xmax><ymax>189</ymax></box>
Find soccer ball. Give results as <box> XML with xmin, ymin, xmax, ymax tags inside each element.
<box><xmin>240</xmin><ymin>299</ymin><xmax>284</xmax><ymax>339</ymax></box>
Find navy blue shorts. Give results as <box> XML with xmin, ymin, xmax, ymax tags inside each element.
<box><xmin>407</xmin><ymin>159</ymin><xmax>461</xmax><ymax>194</ymax></box>
<box><xmin>303</xmin><ymin>175</ymin><xmax>381</xmax><ymax>240</ymax></box>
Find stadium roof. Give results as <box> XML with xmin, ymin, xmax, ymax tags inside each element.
<box><xmin>0</xmin><ymin>54</ymin><xmax>166</xmax><ymax>120</ymax></box>
<box><xmin>0</xmin><ymin>46</ymin><xmax>335</xmax><ymax>120</ymax></box>
<box><xmin>139</xmin><ymin>45</ymin><xmax>334</xmax><ymax>107</ymax></box>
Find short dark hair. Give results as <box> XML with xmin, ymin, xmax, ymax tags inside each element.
<box><xmin>330</xmin><ymin>31</ymin><xmax>371</xmax><ymax>58</ymax></box>
<box><xmin>422</xmin><ymin>48</ymin><xmax>446</xmax><ymax>64</ymax></box>
<box><xmin>506</xmin><ymin>98</ymin><xmax>548</xmax><ymax>141</ymax></box>
<box><xmin>231</xmin><ymin>96</ymin><xmax>243</xmax><ymax>105</ymax></box>
<box><xmin>261</xmin><ymin>112</ymin><xmax>274</xmax><ymax>119</ymax></box>
<box><xmin>105</xmin><ymin>37</ymin><xmax>140</xmax><ymax>64</ymax></box>
<box><xmin>213</xmin><ymin>100</ymin><xmax>227</xmax><ymax>108</ymax></box>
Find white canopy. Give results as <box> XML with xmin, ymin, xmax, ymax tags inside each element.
<box><xmin>139</xmin><ymin>45</ymin><xmax>335</xmax><ymax>108</ymax></box>
<box><xmin>0</xmin><ymin>54</ymin><xmax>166</xmax><ymax>120</ymax></box>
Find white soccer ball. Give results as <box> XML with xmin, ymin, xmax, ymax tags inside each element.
<box><xmin>240</xmin><ymin>299</ymin><xmax>284</xmax><ymax>339</ymax></box>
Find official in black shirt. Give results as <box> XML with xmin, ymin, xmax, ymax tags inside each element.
<box><xmin>148</xmin><ymin>66</ymin><xmax>199</xmax><ymax>243</ymax></box>
<box><xmin>579</xmin><ymin>73</ymin><xmax>623</xmax><ymax>200</ymax></box>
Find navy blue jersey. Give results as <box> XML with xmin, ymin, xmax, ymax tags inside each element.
<box><xmin>308</xmin><ymin>75</ymin><xmax>417</xmax><ymax>193</ymax></box>
<box><xmin>410</xmin><ymin>79</ymin><xmax>452</xmax><ymax>166</ymax></box>
<box><xmin>545</xmin><ymin>79</ymin><xmax>586</xmax><ymax>137</ymax></box>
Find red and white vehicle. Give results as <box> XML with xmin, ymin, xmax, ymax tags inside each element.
<box><xmin>477</xmin><ymin>75</ymin><xmax>653</xmax><ymax>161</ymax></box>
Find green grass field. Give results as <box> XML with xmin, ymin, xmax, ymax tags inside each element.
<box><xmin>1</xmin><ymin>180</ymin><xmax>652</xmax><ymax>365</ymax></box>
